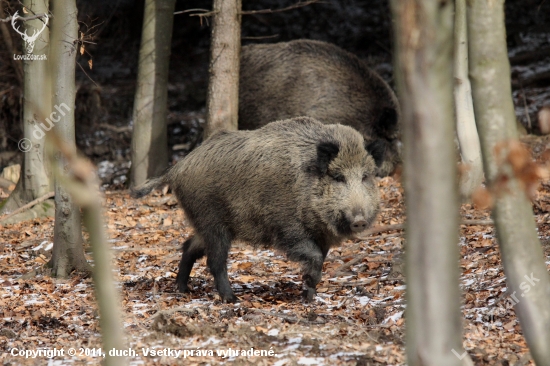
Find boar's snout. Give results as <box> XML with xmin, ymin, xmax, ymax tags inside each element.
<box><xmin>351</xmin><ymin>217</ymin><xmax>369</xmax><ymax>233</ymax></box>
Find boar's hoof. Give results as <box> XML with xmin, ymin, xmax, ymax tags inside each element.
<box><xmin>351</xmin><ymin>219</ymin><xmax>369</xmax><ymax>233</ymax></box>
<box><xmin>220</xmin><ymin>293</ymin><xmax>238</xmax><ymax>303</ymax></box>
<box><xmin>303</xmin><ymin>288</ymin><xmax>317</xmax><ymax>303</ymax></box>
<box><xmin>177</xmin><ymin>283</ymin><xmax>191</xmax><ymax>293</ymax></box>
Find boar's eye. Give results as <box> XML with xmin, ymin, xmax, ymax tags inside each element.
<box><xmin>362</xmin><ymin>173</ymin><xmax>370</xmax><ymax>182</ymax></box>
<box><xmin>329</xmin><ymin>172</ymin><xmax>346</xmax><ymax>183</ymax></box>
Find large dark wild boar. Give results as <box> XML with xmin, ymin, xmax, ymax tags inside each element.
<box><xmin>239</xmin><ymin>39</ymin><xmax>400</xmax><ymax>177</ymax></box>
<box><xmin>131</xmin><ymin>117</ymin><xmax>382</xmax><ymax>303</ymax></box>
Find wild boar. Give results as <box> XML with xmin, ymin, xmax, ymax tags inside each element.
<box><xmin>131</xmin><ymin>117</ymin><xmax>382</xmax><ymax>303</ymax></box>
<box><xmin>239</xmin><ymin>39</ymin><xmax>400</xmax><ymax>177</ymax></box>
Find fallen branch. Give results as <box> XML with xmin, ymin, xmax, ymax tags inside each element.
<box><xmin>241</xmin><ymin>0</ymin><xmax>321</xmax><ymax>15</ymax></box>
<box><xmin>249</xmin><ymin>308</ymin><xmax>326</xmax><ymax>324</ymax></box>
<box><xmin>150</xmin><ymin>306</ymin><xmax>197</xmax><ymax>320</ymax></box>
<box><xmin>0</xmin><ymin>191</ymin><xmax>54</xmax><ymax>223</ymax></box>
<box><xmin>356</xmin><ymin>218</ymin><xmax>495</xmax><ymax>239</ymax></box>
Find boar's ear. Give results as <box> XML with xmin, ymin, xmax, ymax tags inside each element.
<box><xmin>365</xmin><ymin>139</ymin><xmax>387</xmax><ymax>167</ymax></box>
<box><xmin>316</xmin><ymin>141</ymin><xmax>340</xmax><ymax>175</ymax></box>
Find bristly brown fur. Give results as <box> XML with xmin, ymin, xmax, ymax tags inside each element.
<box><xmin>239</xmin><ymin>39</ymin><xmax>401</xmax><ymax>177</ymax></box>
<box><xmin>133</xmin><ymin>117</ymin><xmax>381</xmax><ymax>303</ymax></box>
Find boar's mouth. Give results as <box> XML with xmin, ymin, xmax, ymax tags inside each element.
<box><xmin>335</xmin><ymin>211</ymin><xmax>353</xmax><ymax>237</ymax></box>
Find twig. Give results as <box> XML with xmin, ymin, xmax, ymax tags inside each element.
<box><xmin>99</xmin><ymin>123</ymin><xmax>131</xmax><ymax>133</ymax></box>
<box><xmin>461</xmin><ymin>219</ymin><xmax>494</xmax><ymax>225</ymax></box>
<box><xmin>242</xmin><ymin>34</ymin><xmax>279</xmax><ymax>40</ymax></box>
<box><xmin>150</xmin><ymin>306</ymin><xmax>197</xmax><ymax>321</ymax></box>
<box><xmin>249</xmin><ymin>308</ymin><xmax>326</xmax><ymax>324</ymax></box>
<box><xmin>76</xmin><ymin>61</ymin><xmax>99</xmax><ymax>88</ymax></box>
<box><xmin>356</xmin><ymin>223</ymin><xmax>404</xmax><ymax>238</ymax></box>
<box><xmin>519</xmin><ymin>81</ymin><xmax>532</xmax><ymax>130</ymax></box>
<box><xmin>355</xmin><ymin>219</ymin><xmax>495</xmax><ymax>239</ymax></box>
<box><xmin>0</xmin><ymin>191</ymin><xmax>54</xmax><ymax>223</ymax></box>
<box><xmin>241</xmin><ymin>0</ymin><xmax>322</xmax><ymax>15</ymax></box>
<box><xmin>0</xmin><ymin>13</ymin><xmax>49</xmax><ymax>22</ymax></box>
<box><xmin>173</xmin><ymin>8</ymin><xmax>209</xmax><ymax>15</ymax></box>
<box><xmin>332</xmin><ymin>255</ymin><xmax>365</xmax><ymax>275</ymax></box>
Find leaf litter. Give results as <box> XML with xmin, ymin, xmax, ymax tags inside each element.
<box><xmin>1</xmin><ymin>138</ymin><xmax>550</xmax><ymax>365</ymax></box>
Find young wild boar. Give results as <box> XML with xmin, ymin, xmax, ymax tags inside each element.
<box><xmin>239</xmin><ymin>39</ymin><xmax>401</xmax><ymax>177</ymax></box>
<box><xmin>131</xmin><ymin>117</ymin><xmax>382</xmax><ymax>303</ymax></box>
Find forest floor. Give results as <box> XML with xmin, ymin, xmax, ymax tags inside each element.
<box><xmin>1</xmin><ymin>137</ymin><xmax>550</xmax><ymax>365</ymax></box>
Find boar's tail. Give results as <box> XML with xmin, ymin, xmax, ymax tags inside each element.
<box><xmin>130</xmin><ymin>176</ymin><xmax>166</xmax><ymax>198</ymax></box>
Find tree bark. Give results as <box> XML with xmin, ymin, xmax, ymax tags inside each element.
<box><xmin>53</xmin><ymin>148</ymin><xmax>128</xmax><ymax>366</ymax></box>
<box><xmin>468</xmin><ymin>0</ymin><xmax>550</xmax><ymax>363</ymax></box>
<box><xmin>1</xmin><ymin>0</ymin><xmax>52</xmax><ymax>215</ymax></box>
<box><xmin>48</xmin><ymin>0</ymin><xmax>91</xmax><ymax>277</ymax></box>
<box><xmin>453</xmin><ymin>0</ymin><xmax>483</xmax><ymax>202</ymax></box>
<box><xmin>391</xmin><ymin>1</ymin><xmax>470</xmax><ymax>365</ymax></box>
<box><xmin>130</xmin><ymin>0</ymin><xmax>175</xmax><ymax>187</ymax></box>
<box><xmin>203</xmin><ymin>0</ymin><xmax>242</xmax><ymax>138</ymax></box>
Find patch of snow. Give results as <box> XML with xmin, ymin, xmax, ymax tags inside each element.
<box><xmin>357</xmin><ymin>296</ymin><xmax>371</xmax><ymax>306</ymax></box>
<box><xmin>32</xmin><ymin>241</ymin><xmax>49</xmax><ymax>251</ymax></box>
<box><xmin>298</xmin><ymin>357</ymin><xmax>325</xmax><ymax>365</ymax></box>
<box><xmin>24</xmin><ymin>298</ymin><xmax>45</xmax><ymax>305</ymax></box>
<box><xmin>384</xmin><ymin>311</ymin><xmax>404</xmax><ymax>324</ymax></box>
<box><xmin>273</xmin><ymin>360</ymin><xmax>290</xmax><ymax>366</ymax></box>
<box><xmin>394</xmin><ymin>285</ymin><xmax>406</xmax><ymax>290</ymax></box>
<box><xmin>288</xmin><ymin>336</ymin><xmax>302</xmax><ymax>344</ymax></box>
<box><xmin>462</xmin><ymin>279</ymin><xmax>475</xmax><ymax>287</ymax></box>
<box><xmin>267</xmin><ymin>329</ymin><xmax>279</xmax><ymax>336</ymax></box>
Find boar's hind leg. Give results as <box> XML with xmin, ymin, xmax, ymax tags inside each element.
<box><xmin>176</xmin><ymin>235</ymin><xmax>206</xmax><ymax>292</ymax></box>
<box><xmin>204</xmin><ymin>229</ymin><xmax>238</xmax><ymax>303</ymax></box>
<box><xmin>286</xmin><ymin>240</ymin><xmax>327</xmax><ymax>302</ymax></box>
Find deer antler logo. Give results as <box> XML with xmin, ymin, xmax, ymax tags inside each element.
<box><xmin>11</xmin><ymin>11</ymin><xmax>49</xmax><ymax>54</ymax></box>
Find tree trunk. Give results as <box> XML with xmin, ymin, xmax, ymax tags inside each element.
<box><xmin>453</xmin><ymin>0</ymin><xmax>483</xmax><ymax>202</ymax></box>
<box><xmin>203</xmin><ymin>0</ymin><xmax>241</xmax><ymax>138</ymax></box>
<box><xmin>48</xmin><ymin>0</ymin><xmax>91</xmax><ymax>277</ymax></box>
<box><xmin>467</xmin><ymin>0</ymin><xmax>550</xmax><ymax>363</ymax></box>
<box><xmin>54</xmin><ymin>149</ymin><xmax>128</xmax><ymax>366</ymax></box>
<box><xmin>130</xmin><ymin>0</ymin><xmax>175</xmax><ymax>187</ymax></box>
<box><xmin>1</xmin><ymin>0</ymin><xmax>52</xmax><ymax>215</ymax></box>
<box><xmin>391</xmin><ymin>1</ymin><xmax>470</xmax><ymax>365</ymax></box>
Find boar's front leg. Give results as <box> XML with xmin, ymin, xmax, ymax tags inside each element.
<box><xmin>287</xmin><ymin>240</ymin><xmax>327</xmax><ymax>302</ymax></box>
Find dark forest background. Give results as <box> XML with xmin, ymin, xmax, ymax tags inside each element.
<box><xmin>1</xmin><ymin>0</ymin><xmax>549</xmax><ymax>187</ymax></box>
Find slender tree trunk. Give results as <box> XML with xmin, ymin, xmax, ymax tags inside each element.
<box><xmin>453</xmin><ymin>0</ymin><xmax>483</xmax><ymax>201</ymax></box>
<box><xmin>1</xmin><ymin>0</ymin><xmax>52</xmax><ymax>215</ymax></box>
<box><xmin>203</xmin><ymin>0</ymin><xmax>241</xmax><ymax>138</ymax></box>
<box><xmin>468</xmin><ymin>1</ymin><xmax>550</xmax><ymax>363</ymax></box>
<box><xmin>391</xmin><ymin>1</ymin><xmax>470</xmax><ymax>365</ymax></box>
<box><xmin>52</xmin><ymin>147</ymin><xmax>128</xmax><ymax>366</ymax></box>
<box><xmin>130</xmin><ymin>0</ymin><xmax>175</xmax><ymax>187</ymax></box>
<box><xmin>48</xmin><ymin>0</ymin><xmax>90</xmax><ymax>277</ymax></box>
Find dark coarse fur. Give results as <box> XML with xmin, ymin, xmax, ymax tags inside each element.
<box><xmin>239</xmin><ymin>39</ymin><xmax>401</xmax><ymax>177</ymax></box>
<box><xmin>131</xmin><ymin>117</ymin><xmax>381</xmax><ymax>303</ymax></box>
